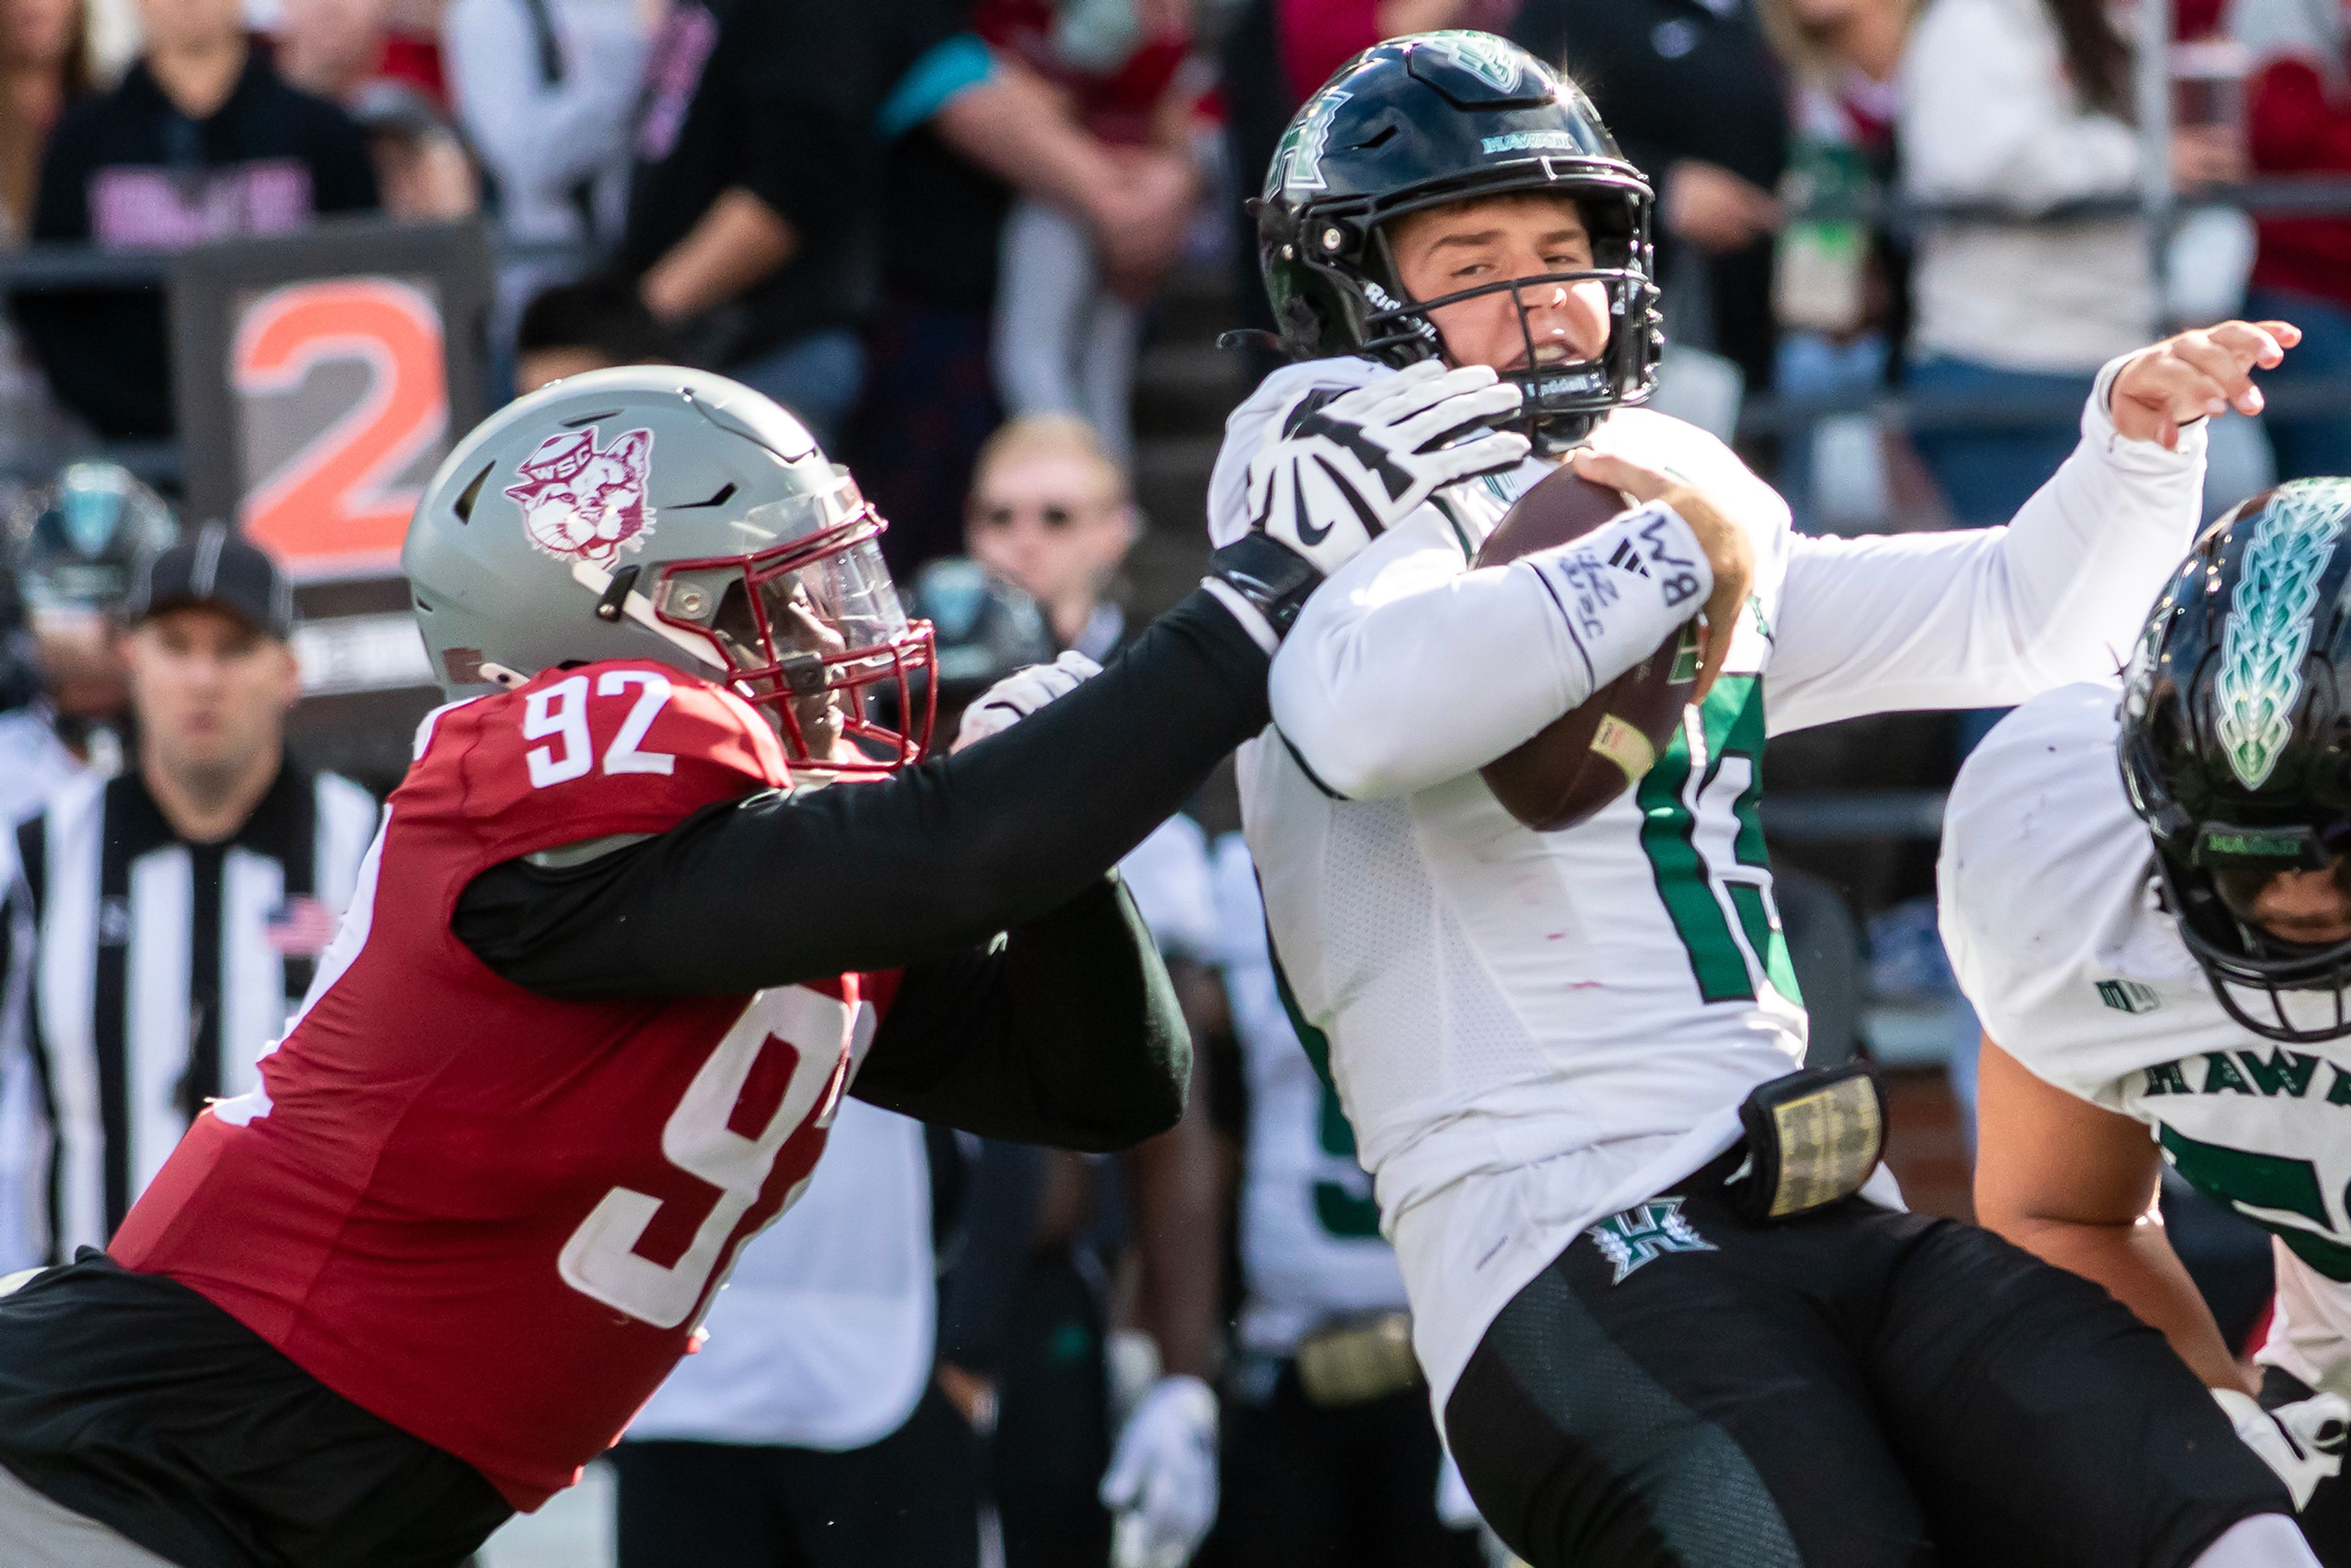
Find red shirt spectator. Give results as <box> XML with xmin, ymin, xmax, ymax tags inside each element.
<box><xmin>2237</xmin><ymin>0</ymin><xmax>2351</xmax><ymax>481</ymax></box>
<box><xmin>2248</xmin><ymin>45</ymin><xmax>2351</xmax><ymax>313</ymax></box>
<box><xmin>972</xmin><ymin>0</ymin><xmax>1191</xmax><ymax>145</ymax></box>
<box><xmin>377</xmin><ymin>27</ymin><xmax>445</xmax><ymax>107</ymax></box>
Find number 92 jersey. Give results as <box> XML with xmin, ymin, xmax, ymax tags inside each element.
<box><xmin>1940</xmin><ymin>682</ymin><xmax>2351</xmax><ymax>1400</ymax></box>
<box><xmin>107</xmin><ymin>661</ymin><xmax>893</xmax><ymax>1510</ymax></box>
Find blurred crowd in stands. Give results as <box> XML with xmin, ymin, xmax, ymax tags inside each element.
<box><xmin>0</xmin><ymin>0</ymin><xmax>2344</xmax><ymax>541</ymax></box>
<box><xmin>1</xmin><ymin>1</ymin><xmax>2350</xmax><ymax>1565</ymax></box>
<box><xmin>0</xmin><ymin>0</ymin><xmax>2340</xmax><ymax>549</ymax></box>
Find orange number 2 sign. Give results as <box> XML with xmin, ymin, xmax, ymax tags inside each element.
<box><xmin>233</xmin><ymin>278</ymin><xmax>448</xmax><ymax>579</ymax></box>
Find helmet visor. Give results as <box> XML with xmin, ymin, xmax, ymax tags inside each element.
<box><xmin>2210</xmin><ymin>830</ymin><xmax>2351</xmax><ymax>934</ymax></box>
<box><xmin>2162</xmin><ymin>841</ymin><xmax>2351</xmax><ymax>1043</ymax></box>
<box><xmin>652</xmin><ymin>512</ymin><xmax>935</xmax><ymax>773</ymax></box>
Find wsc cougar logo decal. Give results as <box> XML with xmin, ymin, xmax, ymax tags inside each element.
<box><xmin>504</xmin><ymin>426</ymin><xmax>657</xmax><ymax>565</ymax></box>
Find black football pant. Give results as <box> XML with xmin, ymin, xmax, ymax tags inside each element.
<box><xmin>2262</xmin><ymin>1368</ymin><xmax>2351</xmax><ymax>1567</ymax></box>
<box><xmin>611</xmin><ymin>1384</ymin><xmax>980</xmax><ymax>1568</ymax></box>
<box><xmin>1445</xmin><ymin>1157</ymin><xmax>2289</xmax><ymax>1568</ymax></box>
<box><xmin>1199</xmin><ymin>1358</ymin><xmax>1482</xmax><ymax>1568</ymax></box>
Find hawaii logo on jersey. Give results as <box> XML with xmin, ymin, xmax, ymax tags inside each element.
<box><xmin>506</xmin><ymin>426</ymin><xmax>657</xmax><ymax>565</ymax></box>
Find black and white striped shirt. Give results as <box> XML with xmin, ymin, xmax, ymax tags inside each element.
<box><xmin>0</xmin><ymin>764</ymin><xmax>377</xmax><ymax>1262</ymax></box>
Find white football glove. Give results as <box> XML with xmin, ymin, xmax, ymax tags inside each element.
<box><xmin>2215</xmin><ymin>1385</ymin><xmax>2350</xmax><ymax>1509</ymax></box>
<box><xmin>1244</xmin><ymin>361</ymin><xmax>1529</xmax><ymax>576</ymax></box>
<box><xmin>1099</xmin><ymin>1373</ymin><xmax>1220</xmax><ymax>1568</ymax></box>
<box><xmin>953</xmin><ymin>650</ymin><xmax>1103</xmax><ymax>751</ymax></box>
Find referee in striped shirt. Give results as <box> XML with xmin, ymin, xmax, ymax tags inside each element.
<box><xmin>0</xmin><ymin>527</ymin><xmax>376</xmax><ymax>1266</ymax></box>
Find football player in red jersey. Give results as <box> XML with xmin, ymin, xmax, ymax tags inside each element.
<box><xmin>0</xmin><ymin>365</ymin><xmax>1463</xmax><ymax>1568</ymax></box>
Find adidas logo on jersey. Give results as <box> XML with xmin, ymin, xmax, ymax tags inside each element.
<box><xmin>1607</xmin><ymin>538</ymin><xmax>1651</xmax><ymax>578</ymax></box>
<box><xmin>1587</xmin><ymin>1198</ymin><xmax>1715</xmax><ymax>1284</ymax></box>
<box><xmin>2096</xmin><ymin>979</ymin><xmax>2162</xmax><ymax>1015</ymax></box>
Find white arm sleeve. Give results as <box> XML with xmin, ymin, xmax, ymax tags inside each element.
<box><xmin>1768</xmin><ymin>355</ymin><xmax>2203</xmax><ymax>737</ymax></box>
<box><xmin>1268</xmin><ymin>502</ymin><xmax>1708</xmax><ymax>800</ymax></box>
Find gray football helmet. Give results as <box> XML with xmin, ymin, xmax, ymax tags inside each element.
<box><xmin>404</xmin><ymin>367</ymin><xmax>935</xmax><ymax>772</ymax></box>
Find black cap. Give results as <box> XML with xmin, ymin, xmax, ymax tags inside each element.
<box><xmin>127</xmin><ymin>523</ymin><xmax>294</xmax><ymax>640</ymax></box>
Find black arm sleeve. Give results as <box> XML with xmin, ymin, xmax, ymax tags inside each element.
<box><xmin>456</xmin><ymin>834</ymin><xmax>1191</xmax><ymax>1147</ymax></box>
<box><xmin>452</xmin><ymin>585</ymin><xmax>1268</xmax><ymax>994</ymax></box>
<box><xmin>848</xmin><ymin>873</ymin><xmax>1190</xmax><ymax>1150</ymax></box>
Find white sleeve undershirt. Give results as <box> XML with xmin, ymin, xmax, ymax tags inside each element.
<box><xmin>1766</xmin><ymin>353</ymin><xmax>2205</xmax><ymax>736</ymax></box>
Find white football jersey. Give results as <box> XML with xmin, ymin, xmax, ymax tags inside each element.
<box><xmin>1941</xmin><ymin>683</ymin><xmax>2351</xmax><ymax>1400</ymax></box>
<box><xmin>627</xmin><ymin>1096</ymin><xmax>934</xmax><ymax>1449</ymax></box>
<box><xmin>1210</xmin><ymin>353</ymin><xmax>2208</xmax><ymax>1408</ymax></box>
<box><xmin>1210</xmin><ymin>833</ymin><xmax>1410</xmax><ymax>1355</ymax></box>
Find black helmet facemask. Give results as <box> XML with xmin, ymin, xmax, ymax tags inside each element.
<box><xmin>1348</xmin><ymin>184</ymin><xmax>1660</xmax><ymax>453</ymax></box>
<box><xmin>2148</xmin><ymin>840</ymin><xmax>2351</xmax><ymax>1043</ymax></box>
<box><xmin>1257</xmin><ymin>32</ymin><xmax>1665</xmax><ymax>456</ymax></box>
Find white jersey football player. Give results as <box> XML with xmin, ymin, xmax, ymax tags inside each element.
<box><xmin>1214</xmin><ymin>30</ymin><xmax>2315</xmax><ymax>1568</ymax></box>
<box><xmin>1947</xmin><ymin>478</ymin><xmax>2351</xmax><ymax>1565</ymax></box>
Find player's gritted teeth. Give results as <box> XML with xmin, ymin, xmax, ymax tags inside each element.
<box><xmin>1502</xmin><ymin>334</ymin><xmax>1601</xmax><ymax>377</ymax></box>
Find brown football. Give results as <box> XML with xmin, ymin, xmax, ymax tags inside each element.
<box><xmin>1475</xmin><ymin>466</ymin><xmax>1698</xmax><ymax>832</ymax></box>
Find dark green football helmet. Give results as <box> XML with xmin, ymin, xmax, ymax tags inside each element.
<box><xmin>2121</xmin><ymin>477</ymin><xmax>2351</xmax><ymax>1041</ymax></box>
<box><xmin>1256</xmin><ymin>30</ymin><xmax>1662</xmax><ymax>454</ymax></box>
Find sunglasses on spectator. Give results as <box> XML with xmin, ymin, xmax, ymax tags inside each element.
<box><xmin>972</xmin><ymin>499</ymin><xmax>1109</xmax><ymax>531</ymax></box>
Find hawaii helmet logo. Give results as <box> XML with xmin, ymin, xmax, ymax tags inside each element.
<box><xmin>2213</xmin><ymin>479</ymin><xmax>2351</xmax><ymax>789</ymax></box>
<box><xmin>1418</xmin><ymin>31</ymin><xmax>1529</xmax><ymax>94</ymax></box>
<box><xmin>1267</xmin><ymin>88</ymin><xmax>1352</xmax><ymax>197</ymax></box>
<box><xmin>504</xmin><ymin>426</ymin><xmax>658</xmax><ymax>565</ymax></box>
